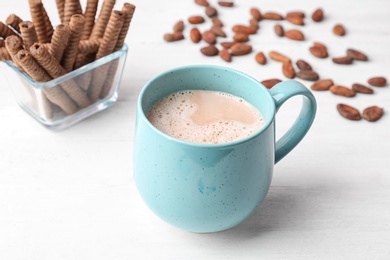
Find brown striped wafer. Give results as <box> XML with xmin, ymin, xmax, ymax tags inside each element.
<box><xmin>6</xmin><ymin>14</ymin><xmax>23</xmax><ymax>33</ymax></box>
<box><xmin>4</xmin><ymin>35</ymin><xmax>24</xmax><ymax>66</ymax></box>
<box><xmin>61</xmin><ymin>14</ymin><xmax>85</xmax><ymax>72</ymax></box>
<box><xmin>30</xmin><ymin>42</ymin><xmax>92</xmax><ymax>108</ymax></box>
<box><xmin>19</xmin><ymin>21</ymin><xmax>39</xmax><ymax>51</ymax></box>
<box><xmin>82</xmin><ymin>0</ymin><xmax>99</xmax><ymax>40</ymax></box>
<box><xmin>0</xmin><ymin>47</ymin><xmax>11</xmax><ymax>61</ymax></box>
<box><xmin>90</xmin><ymin>0</ymin><xmax>116</xmax><ymax>39</ymax></box>
<box><xmin>42</xmin><ymin>5</ymin><xmax>54</xmax><ymax>41</ymax></box>
<box><xmin>15</xmin><ymin>49</ymin><xmax>78</xmax><ymax>115</ymax></box>
<box><xmin>78</xmin><ymin>38</ymin><xmax>101</xmax><ymax>55</ymax></box>
<box><xmin>89</xmin><ymin>11</ymin><xmax>124</xmax><ymax>101</ymax></box>
<box><xmin>63</xmin><ymin>0</ymin><xmax>83</xmax><ymax>25</ymax></box>
<box><xmin>0</xmin><ymin>21</ymin><xmax>16</xmax><ymax>38</ymax></box>
<box><xmin>49</xmin><ymin>24</ymin><xmax>70</xmax><ymax>62</ymax></box>
<box><xmin>28</xmin><ymin>0</ymin><xmax>48</xmax><ymax>43</ymax></box>
<box><xmin>100</xmin><ymin>3</ymin><xmax>136</xmax><ymax>99</ymax></box>
<box><xmin>55</xmin><ymin>0</ymin><xmax>65</xmax><ymax>23</ymax></box>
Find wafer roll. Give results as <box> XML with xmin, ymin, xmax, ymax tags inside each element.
<box><xmin>55</xmin><ymin>0</ymin><xmax>65</xmax><ymax>23</ymax></box>
<box><xmin>6</xmin><ymin>14</ymin><xmax>23</xmax><ymax>33</ymax></box>
<box><xmin>0</xmin><ymin>21</ymin><xmax>16</xmax><ymax>38</ymax></box>
<box><xmin>30</xmin><ymin>43</ymin><xmax>92</xmax><ymax>108</ymax></box>
<box><xmin>61</xmin><ymin>14</ymin><xmax>85</xmax><ymax>72</ymax></box>
<box><xmin>100</xmin><ymin>3</ymin><xmax>136</xmax><ymax>99</ymax></box>
<box><xmin>49</xmin><ymin>24</ymin><xmax>70</xmax><ymax>62</ymax></box>
<box><xmin>28</xmin><ymin>0</ymin><xmax>48</xmax><ymax>43</ymax></box>
<box><xmin>0</xmin><ymin>47</ymin><xmax>11</xmax><ymax>61</ymax></box>
<box><xmin>90</xmin><ymin>0</ymin><xmax>116</xmax><ymax>39</ymax></box>
<box><xmin>89</xmin><ymin>11</ymin><xmax>124</xmax><ymax>101</ymax></box>
<box><xmin>78</xmin><ymin>38</ymin><xmax>101</xmax><ymax>55</ymax></box>
<box><xmin>15</xmin><ymin>49</ymin><xmax>78</xmax><ymax>115</ymax></box>
<box><xmin>0</xmin><ymin>38</ymin><xmax>4</xmax><ymax>48</ymax></box>
<box><xmin>82</xmin><ymin>0</ymin><xmax>99</xmax><ymax>40</ymax></box>
<box><xmin>4</xmin><ymin>35</ymin><xmax>24</xmax><ymax>66</ymax></box>
<box><xmin>42</xmin><ymin>5</ymin><xmax>54</xmax><ymax>41</ymax></box>
<box><xmin>64</xmin><ymin>0</ymin><xmax>83</xmax><ymax>25</ymax></box>
<box><xmin>19</xmin><ymin>21</ymin><xmax>39</xmax><ymax>51</ymax></box>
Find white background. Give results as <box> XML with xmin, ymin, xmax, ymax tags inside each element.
<box><xmin>1</xmin><ymin>0</ymin><xmax>390</xmax><ymax>259</ymax></box>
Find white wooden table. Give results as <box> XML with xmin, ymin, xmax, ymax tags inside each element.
<box><xmin>1</xmin><ymin>0</ymin><xmax>390</xmax><ymax>259</ymax></box>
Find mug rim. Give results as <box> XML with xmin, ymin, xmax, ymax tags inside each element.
<box><xmin>137</xmin><ymin>64</ymin><xmax>276</xmax><ymax>148</ymax></box>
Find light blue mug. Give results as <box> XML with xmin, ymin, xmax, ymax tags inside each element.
<box><xmin>134</xmin><ymin>65</ymin><xmax>316</xmax><ymax>233</ymax></box>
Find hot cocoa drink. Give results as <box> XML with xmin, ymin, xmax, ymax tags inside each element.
<box><xmin>147</xmin><ymin>90</ymin><xmax>265</xmax><ymax>144</ymax></box>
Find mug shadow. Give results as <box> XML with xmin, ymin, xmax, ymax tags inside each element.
<box><xmin>194</xmin><ymin>183</ymin><xmax>337</xmax><ymax>243</ymax></box>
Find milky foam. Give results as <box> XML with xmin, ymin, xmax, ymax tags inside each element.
<box><xmin>147</xmin><ymin>90</ymin><xmax>265</xmax><ymax>144</ymax></box>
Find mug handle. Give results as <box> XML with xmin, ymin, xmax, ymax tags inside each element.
<box><xmin>269</xmin><ymin>80</ymin><xmax>317</xmax><ymax>164</ymax></box>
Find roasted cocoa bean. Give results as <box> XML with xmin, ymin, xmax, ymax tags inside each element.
<box><xmin>255</xmin><ymin>52</ymin><xmax>267</xmax><ymax>65</ymax></box>
<box><xmin>363</xmin><ymin>106</ymin><xmax>384</xmax><ymax>122</ymax></box>
<box><xmin>368</xmin><ymin>77</ymin><xmax>387</xmax><ymax>87</ymax></box>
<box><xmin>330</xmin><ymin>85</ymin><xmax>356</xmax><ymax>97</ymax></box>
<box><xmin>200</xmin><ymin>44</ymin><xmax>219</xmax><ymax>56</ymax></box>
<box><xmin>296</xmin><ymin>70</ymin><xmax>319</xmax><ymax>81</ymax></box>
<box><xmin>296</xmin><ymin>59</ymin><xmax>312</xmax><ymax>71</ymax></box>
<box><xmin>285</xmin><ymin>29</ymin><xmax>304</xmax><ymax>41</ymax></box>
<box><xmin>352</xmin><ymin>83</ymin><xmax>374</xmax><ymax>94</ymax></box>
<box><xmin>311</xmin><ymin>79</ymin><xmax>334</xmax><ymax>91</ymax></box>
<box><xmin>261</xmin><ymin>78</ymin><xmax>282</xmax><ymax>89</ymax></box>
<box><xmin>337</xmin><ymin>104</ymin><xmax>361</xmax><ymax>121</ymax></box>
<box><xmin>347</xmin><ymin>48</ymin><xmax>368</xmax><ymax>61</ymax></box>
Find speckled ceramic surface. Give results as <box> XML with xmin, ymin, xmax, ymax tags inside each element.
<box><xmin>134</xmin><ymin>65</ymin><xmax>316</xmax><ymax>233</ymax></box>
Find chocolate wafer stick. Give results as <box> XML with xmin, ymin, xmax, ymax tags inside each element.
<box><xmin>30</xmin><ymin>42</ymin><xmax>92</xmax><ymax>108</ymax></box>
<box><xmin>4</xmin><ymin>35</ymin><xmax>24</xmax><ymax>66</ymax></box>
<box><xmin>42</xmin><ymin>5</ymin><xmax>54</xmax><ymax>41</ymax></box>
<box><xmin>63</xmin><ymin>0</ymin><xmax>83</xmax><ymax>25</ymax></box>
<box><xmin>6</xmin><ymin>14</ymin><xmax>23</xmax><ymax>33</ymax></box>
<box><xmin>0</xmin><ymin>21</ymin><xmax>16</xmax><ymax>38</ymax></box>
<box><xmin>0</xmin><ymin>38</ymin><xmax>4</xmax><ymax>48</ymax></box>
<box><xmin>100</xmin><ymin>3</ymin><xmax>136</xmax><ymax>99</ymax></box>
<box><xmin>78</xmin><ymin>38</ymin><xmax>101</xmax><ymax>55</ymax></box>
<box><xmin>28</xmin><ymin>0</ymin><xmax>48</xmax><ymax>43</ymax></box>
<box><xmin>90</xmin><ymin>0</ymin><xmax>116</xmax><ymax>39</ymax></box>
<box><xmin>81</xmin><ymin>0</ymin><xmax>98</xmax><ymax>40</ymax></box>
<box><xmin>89</xmin><ymin>10</ymin><xmax>124</xmax><ymax>101</ymax></box>
<box><xmin>49</xmin><ymin>24</ymin><xmax>70</xmax><ymax>62</ymax></box>
<box><xmin>15</xmin><ymin>49</ymin><xmax>78</xmax><ymax>115</ymax></box>
<box><xmin>0</xmin><ymin>47</ymin><xmax>11</xmax><ymax>61</ymax></box>
<box><xmin>19</xmin><ymin>21</ymin><xmax>39</xmax><ymax>51</ymax></box>
<box><xmin>61</xmin><ymin>14</ymin><xmax>85</xmax><ymax>72</ymax></box>
<box><xmin>55</xmin><ymin>0</ymin><xmax>65</xmax><ymax>23</ymax></box>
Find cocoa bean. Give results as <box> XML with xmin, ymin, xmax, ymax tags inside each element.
<box><xmin>250</xmin><ymin>7</ymin><xmax>262</xmax><ymax>21</ymax></box>
<box><xmin>269</xmin><ymin>51</ymin><xmax>290</xmax><ymax>63</ymax></box>
<box><xmin>220</xmin><ymin>41</ymin><xmax>235</xmax><ymax>49</ymax></box>
<box><xmin>233</xmin><ymin>32</ymin><xmax>249</xmax><ymax>42</ymax></box>
<box><xmin>202</xmin><ymin>31</ymin><xmax>216</xmax><ymax>44</ymax></box>
<box><xmin>329</xmin><ymin>85</ymin><xmax>356</xmax><ymax>97</ymax></box>
<box><xmin>282</xmin><ymin>60</ymin><xmax>296</xmax><ymax>79</ymax></box>
<box><xmin>255</xmin><ymin>52</ymin><xmax>267</xmax><ymax>65</ymax></box>
<box><xmin>205</xmin><ymin>6</ymin><xmax>218</xmax><ymax>17</ymax></box>
<box><xmin>249</xmin><ymin>18</ymin><xmax>259</xmax><ymax>29</ymax></box>
<box><xmin>332</xmin><ymin>56</ymin><xmax>353</xmax><ymax>65</ymax></box>
<box><xmin>368</xmin><ymin>77</ymin><xmax>387</xmax><ymax>87</ymax></box>
<box><xmin>230</xmin><ymin>43</ymin><xmax>252</xmax><ymax>56</ymax></box>
<box><xmin>188</xmin><ymin>16</ymin><xmax>205</xmax><ymax>24</ymax></box>
<box><xmin>333</xmin><ymin>24</ymin><xmax>346</xmax><ymax>36</ymax></box>
<box><xmin>212</xmin><ymin>17</ymin><xmax>223</xmax><ymax>27</ymax></box>
<box><xmin>274</xmin><ymin>24</ymin><xmax>284</xmax><ymax>37</ymax></box>
<box><xmin>337</xmin><ymin>104</ymin><xmax>361</xmax><ymax>121</ymax></box>
<box><xmin>311</xmin><ymin>79</ymin><xmax>334</xmax><ymax>91</ymax></box>
<box><xmin>219</xmin><ymin>48</ymin><xmax>231</xmax><ymax>62</ymax></box>
<box><xmin>164</xmin><ymin>32</ymin><xmax>184</xmax><ymax>42</ymax></box>
<box><xmin>218</xmin><ymin>1</ymin><xmax>234</xmax><ymax>7</ymax></box>
<box><xmin>363</xmin><ymin>106</ymin><xmax>384</xmax><ymax>122</ymax></box>
<box><xmin>352</xmin><ymin>83</ymin><xmax>374</xmax><ymax>94</ymax></box>
<box><xmin>312</xmin><ymin>8</ymin><xmax>324</xmax><ymax>22</ymax></box>
<box><xmin>263</xmin><ymin>12</ymin><xmax>284</xmax><ymax>20</ymax></box>
<box><xmin>347</xmin><ymin>48</ymin><xmax>368</xmax><ymax>61</ymax></box>
<box><xmin>286</xmin><ymin>14</ymin><xmax>304</xmax><ymax>26</ymax></box>
<box><xmin>232</xmin><ymin>25</ymin><xmax>257</xmax><ymax>34</ymax></box>
<box><xmin>310</xmin><ymin>42</ymin><xmax>328</xmax><ymax>58</ymax></box>
<box><xmin>200</xmin><ymin>44</ymin><xmax>219</xmax><ymax>56</ymax></box>
<box><xmin>190</xmin><ymin>28</ymin><xmax>202</xmax><ymax>43</ymax></box>
<box><xmin>296</xmin><ymin>70</ymin><xmax>319</xmax><ymax>81</ymax></box>
<box><xmin>194</xmin><ymin>0</ymin><xmax>209</xmax><ymax>7</ymax></box>
<box><xmin>210</xmin><ymin>24</ymin><xmax>226</xmax><ymax>37</ymax></box>
<box><xmin>173</xmin><ymin>20</ymin><xmax>184</xmax><ymax>32</ymax></box>
<box><xmin>261</xmin><ymin>79</ymin><xmax>282</xmax><ymax>89</ymax></box>
<box><xmin>285</xmin><ymin>29</ymin><xmax>304</xmax><ymax>41</ymax></box>
<box><xmin>287</xmin><ymin>11</ymin><xmax>305</xmax><ymax>18</ymax></box>
<box><xmin>296</xmin><ymin>59</ymin><xmax>312</xmax><ymax>71</ymax></box>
